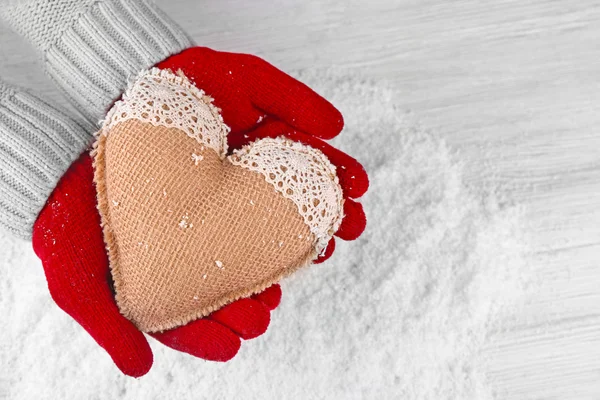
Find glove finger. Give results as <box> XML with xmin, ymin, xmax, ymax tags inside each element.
<box><xmin>32</xmin><ymin>155</ymin><xmax>153</xmax><ymax>378</ymax></box>
<box><xmin>251</xmin><ymin>284</ymin><xmax>282</xmax><ymax>310</ymax></box>
<box><xmin>287</xmin><ymin>130</ymin><xmax>369</xmax><ymax>199</ymax></box>
<box><xmin>150</xmin><ymin>319</ymin><xmax>241</xmax><ymax>362</ymax></box>
<box><xmin>314</xmin><ymin>238</ymin><xmax>336</xmax><ymax>264</ymax></box>
<box><xmin>219</xmin><ymin>98</ymin><xmax>264</xmax><ymax>136</ymax></box>
<box><xmin>244</xmin><ymin>55</ymin><xmax>344</xmax><ymax>140</ymax></box>
<box><xmin>156</xmin><ymin>51</ymin><xmax>262</xmax><ymax>135</ymax></box>
<box><xmin>208</xmin><ymin>298</ymin><xmax>271</xmax><ymax>340</ymax></box>
<box><xmin>335</xmin><ymin>199</ymin><xmax>367</xmax><ymax>241</ymax></box>
<box><xmin>242</xmin><ymin>119</ymin><xmax>369</xmax><ymax>199</ymax></box>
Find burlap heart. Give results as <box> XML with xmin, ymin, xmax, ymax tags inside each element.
<box><xmin>92</xmin><ymin>68</ymin><xmax>344</xmax><ymax>333</ymax></box>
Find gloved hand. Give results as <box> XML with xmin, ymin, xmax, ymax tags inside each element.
<box><xmin>0</xmin><ymin>0</ymin><xmax>369</xmax><ymax>377</ymax></box>
<box><xmin>29</xmin><ymin>48</ymin><xmax>369</xmax><ymax>374</ymax></box>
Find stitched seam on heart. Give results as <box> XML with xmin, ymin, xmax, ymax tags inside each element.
<box><xmin>148</xmin><ymin>248</ymin><xmax>318</xmax><ymax>332</ymax></box>
<box><xmin>92</xmin><ymin>132</ymin><xmax>127</xmax><ymax>318</ymax></box>
<box><xmin>99</xmin><ymin>67</ymin><xmax>230</xmax><ymax>159</ymax></box>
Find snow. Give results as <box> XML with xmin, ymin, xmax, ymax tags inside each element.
<box><xmin>0</xmin><ymin>70</ymin><xmax>535</xmax><ymax>399</ymax></box>
<box><xmin>192</xmin><ymin>153</ymin><xmax>204</xmax><ymax>166</ymax></box>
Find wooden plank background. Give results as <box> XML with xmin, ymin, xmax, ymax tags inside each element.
<box><xmin>1</xmin><ymin>1</ymin><xmax>599</xmax><ymax>398</ymax></box>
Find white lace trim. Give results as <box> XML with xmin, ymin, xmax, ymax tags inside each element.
<box><xmin>230</xmin><ymin>137</ymin><xmax>344</xmax><ymax>254</ymax></box>
<box><xmin>99</xmin><ymin>68</ymin><xmax>229</xmax><ymax>159</ymax></box>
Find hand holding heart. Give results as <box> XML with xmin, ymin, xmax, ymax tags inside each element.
<box><xmin>29</xmin><ymin>53</ymin><xmax>369</xmax><ymax>377</ymax></box>
<box><xmin>29</xmin><ymin>48</ymin><xmax>369</xmax><ymax>377</ymax></box>
<box><xmin>93</xmin><ymin>68</ymin><xmax>347</xmax><ymax>332</ymax></box>
<box><xmin>0</xmin><ymin>0</ymin><xmax>369</xmax><ymax>377</ymax></box>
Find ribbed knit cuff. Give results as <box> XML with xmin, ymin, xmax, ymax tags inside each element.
<box><xmin>0</xmin><ymin>0</ymin><xmax>193</xmax><ymax>125</ymax></box>
<box><xmin>0</xmin><ymin>82</ymin><xmax>94</xmax><ymax>239</ymax></box>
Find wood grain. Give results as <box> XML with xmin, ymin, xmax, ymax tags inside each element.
<box><xmin>1</xmin><ymin>1</ymin><xmax>599</xmax><ymax>398</ymax></box>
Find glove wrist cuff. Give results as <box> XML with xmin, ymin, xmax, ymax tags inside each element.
<box><xmin>1</xmin><ymin>0</ymin><xmax>193</xmax><ymax>124</ymax></box>
<box><xmin>0</xmin><ymin>83</ymin><xmax>93</xmax><ymax>239</ymax></box>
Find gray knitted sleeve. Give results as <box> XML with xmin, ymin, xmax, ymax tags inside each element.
<box><xmin>0</xmin><ymin>81</ymin><xmax>94</xmax><ymax>239</ymax></box>
<box><xmin>0</xmin><ymin>0</ymin><xmax>193</xmax><ymax>126</ymax></box>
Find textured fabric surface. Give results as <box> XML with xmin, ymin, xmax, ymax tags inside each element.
<box><xmin>95</xmin><ymin>120</ymin><xmax>340</xmax><ymax>332</ymax></box>
<box><xmin>0</xmin><ymin>0</ymin><xmax>193</xmax><ymax>124</ymax></box>
<box><xmin>230</xmin><ymin>137</ymin><xmax>344</xmax><ymax>253</ymax></box>
<box><xmin>0</xmin><ymin>81</ymin><xmax>93</xmax><ymax>239</ymax></box>
<box><xmin>93</xmin><ymin>68</ymin><xmax>344</xmax><ymax>332</ymax></box>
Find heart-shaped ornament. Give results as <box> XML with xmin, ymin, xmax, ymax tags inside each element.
<box><xmin>92</xmin><ymin>68</ymin><xmax>344</xmax><ymax>332</ymax></box>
